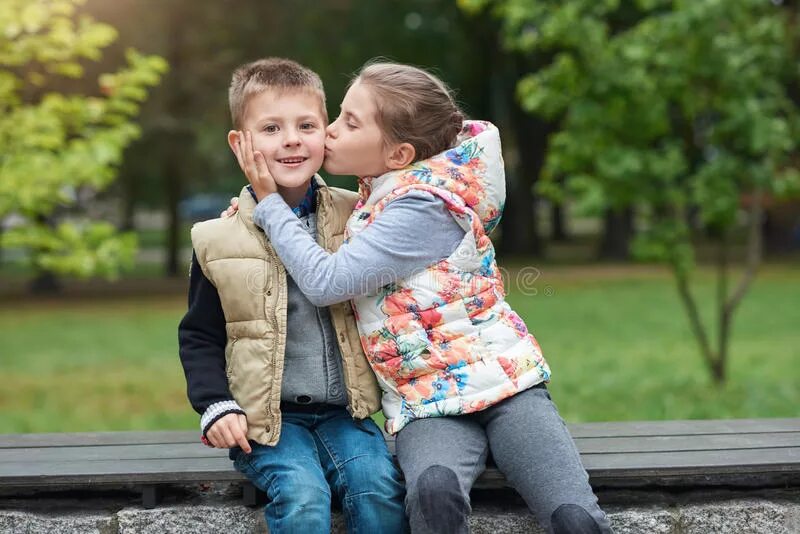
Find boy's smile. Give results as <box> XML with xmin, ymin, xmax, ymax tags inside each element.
<box><xmin>277</xmin><ymin>156</ymin><xmax>308</xmax><ymax>167</ymax></box>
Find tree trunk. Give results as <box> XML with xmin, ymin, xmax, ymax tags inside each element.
<box><xmin>163</xmin><ymin>1</ymin><xmax>187</xmax><ymax>277</ymax></box>
<box><xmin>551</xmin><ymin>200</ymin><xmax>568</xmax><ymax>242</ymax></box>
<box><xmin>164</xmin><ymin>155</ymin><xmax>182</xmax><ymax>277</ymax></box>
<box><xmin>501</xmin><ymin>106</ymin><xmax>544</xmax><ymax>256</ymax></box>
<box><xmin>498</xmin><ymin>59</ymin><xmax>551</xmax><ymax>256</ymax></box>
<box><xmin>28</xmin><ymin>215</ymin><xmax>63</xmax><ymax>294</ymax></box>
<box><xmin>674</xmin><ymin>264</ymin><xmax>718</xmax><ymax>382</ymax></box>
<box><xmin>29</xmin><ymin>271</ymin><xmax>62</xmax><ymax>294</ymax></box>
<box><xmin>761</xmin><ymin>204</ymin><xmax>798</xmax><ymax>255</ymax></box>
<box><xmin>598</xmin><ymin>207</ymin><xmax>634</xmax><ymax>260</ymax></box>
<box><xmin>119</xmin><ymin>162</ymin><xmax>136</xmax><ymax>232</ymax></box>
<box><xmin>458</xmin><ymin>10</ymin><xmax>550</xmax><ymax>257</ymax></box>
<box><xmin>710</xmin><ymin>358</ymin><xmax>726</xmax><ymax>383</ymax></box>
<box><xmin>715</xmin><ymin>232</ymin><xmax>730</xmax><ymax>384</ymax></box>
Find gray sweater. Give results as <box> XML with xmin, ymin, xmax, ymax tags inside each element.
<box><xmin>253</xmin><ymin>190</ymin><xmax>466</xmax><ymax>307</ymax></box>
<box><xmin>281</xmin><ymin>212</ymin><xmax>347</xmax><ymax>405</ymax></box>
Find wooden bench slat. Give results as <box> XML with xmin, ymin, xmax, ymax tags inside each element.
<box><xmin>2</xmin><ymin>418</ymin><xmax>796</xmax><ymax>449</ymax></box>
<box><xmin>567</xmin><ymin>418</ymin><xmax>800</xmax><ymax>438</ymax></box>
<box><xmin>1</xmin><ymin>457</ymin><xmax>242</xmax><ymax>484</ymax></box>
<box><xmin>3</xmin><ymin>444</ymin><xmax>797</xmax><ymax>477</ymax></box>
<box><xmin>2</xmin><ymin>432</ymin><xmax>797</xmax><ymax>465</ymax></box>
<box><xmin>581</xmin><ymin>447</ymin><xmax>800</xmax><ymax>472</ymax></box>
<box><xmin>573</xmin><ymin>432</ymin><xmax>800</xmax><ymax>454</ymax></box>
<box><xmin>1</xmin><ymin>419</ymin><xmax>798</xmax><ymax>492</ymax></box>
<box><xmin>0</xmin><ymin>431</ymin><xmax>199</xmax><ymax>449</ymax></box>
<box><xmin>3</xmin><ymin>447</ymin><xmax>797</xmax><ymax>488</ymax></box>
<box><xmin>0</xmin><ymin>443</ymin><xmax>226</xmax><ymax>463</ymax></box>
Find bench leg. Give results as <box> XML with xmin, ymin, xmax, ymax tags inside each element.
<box><xmin>242</xmin><ymin>482</ymin><xmax>262</xmax><ymax>507</ymax></box>
<box><xmin>142</xmin><ymin>485</ymin><xmax>162</xmax><ymax>509</ymax></box>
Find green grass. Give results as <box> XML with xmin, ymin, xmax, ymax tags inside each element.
<box><xmin>1</xmin><ymin>265</ymin><xmax>798</xmax><ymax>434</ymax></box>
<box><xmin>504</xmin><ymin>264</ymin><xmax>800</xmax><ymax>422</ymax></box>
<box><xmin>0</xmin><ymin>296</ymin><xmax>195</xmax><ymax>433</ymax></box>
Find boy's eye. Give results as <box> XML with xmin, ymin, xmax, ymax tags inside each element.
<box><xmin>346</xmin><ymin>122</ymin><xmax>357</xmax><ymax>130</ymax></box>
<box><xmin>300</xmin><ymin>122</ymin><xmax>316</xmax><ymax>130</ymax></box>
<box><xmin>264</xmin><ymin>124</ymin><xmax>278</xmax><ymax>133</ymax></box>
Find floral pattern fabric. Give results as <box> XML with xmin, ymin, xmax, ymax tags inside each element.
<box><xmin>346</xmin><ymin>121</ymin><xmax>551</xmax><ymax>434</ymax></box>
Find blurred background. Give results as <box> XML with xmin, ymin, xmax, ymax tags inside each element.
<box><xmin>1</xmin><ymin>0</ymin><xmax>798</xmax><ymax>434</ymax></box>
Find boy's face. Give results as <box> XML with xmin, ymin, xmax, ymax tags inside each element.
<box><xmin>324</xmin><ymin>81</ymin><xmax>391</xmax><ymax>178</ymax></box>
<box><xmin>233</xmin><ymin>89</ymin><xmax>326</xmax><ymax>190</ymax></box>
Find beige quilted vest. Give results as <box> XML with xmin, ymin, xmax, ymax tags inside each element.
<box><xmin>191</xmin><ymin>177</ymin><xmax>381</xmax><ymax>445</ymax></box>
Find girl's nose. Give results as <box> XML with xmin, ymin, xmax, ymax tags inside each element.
<box><xmin>325</xmin><ymin>121</ymin><xmax>337</xmax><ymax>139</ymax></box>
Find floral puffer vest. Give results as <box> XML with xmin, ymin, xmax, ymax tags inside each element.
<box><xmin>345</xmin><ymin>121</ymin><xmax>551</xmax><ymax>434</ymax></box>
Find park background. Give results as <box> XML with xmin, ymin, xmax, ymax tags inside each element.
<box><xmin>1</xmin><ymin>0</ymin><xmax>798</xmax><ymax>435</ymax></box>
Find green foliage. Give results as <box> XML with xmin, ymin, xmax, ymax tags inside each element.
<box><xmin>0</xmin><ymin>0</ymin><xmax>167</xmax><ymax>278</ymax></box>
<box><xmin>467</xmin><ymin>0</ymin><xmax>800</xmax><ymax>275</ymax></box>
<box><xmin>462</xmin><ymin>0</ymin><xmax>800</xmax><ymax>382</ymax></box>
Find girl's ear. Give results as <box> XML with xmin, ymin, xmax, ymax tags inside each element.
<box><xmin>227</xmin><ymin>130</ymin><xmax>241</xmax><ymax>155</ymax></box>
<box><xmin>385</xmin><ymin>142</ymin><xmax>416</xmax><ymax>170</ymax></box>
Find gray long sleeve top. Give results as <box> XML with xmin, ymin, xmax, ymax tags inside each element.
<box><xmin>253</xmin><ymin>190</ymin><xmax>466</xmax><ymax>307</ymax></box>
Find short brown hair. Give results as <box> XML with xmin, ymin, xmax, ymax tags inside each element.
<box><xmin>353</xmin><ymin>61</ymin><xmax>463</xmax><ymax>162</ymax></box>
<box><xmin>229</xmin><ymin>58</ymin><xmax>326</xmax><ymax>129</ymax></box>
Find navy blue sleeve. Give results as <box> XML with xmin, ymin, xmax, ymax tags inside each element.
<box><xmin>178</xmin><ymin>252</ymin><xmax>244</xmax><ymax>433</ymax></box>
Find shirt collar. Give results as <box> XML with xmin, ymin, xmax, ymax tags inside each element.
<box><xmin>246</xmin><ymin>179</ymin><xmax>317</xmax><ymax>218</ymax></box>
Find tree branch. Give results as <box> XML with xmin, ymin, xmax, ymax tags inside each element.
<box><xmin>716</xmin><ymin>228</ymin><xmax>731</xmax><ymax>382</ymax></box>
<box><xmin>674</xmin><ymin>265</ymin><xmax>716</xmax><ymax>372</ymax></box>
<box><xmin>725</xmin><ymin>187</ymin><xmax>763</xmax><ymax>315</ymax></box>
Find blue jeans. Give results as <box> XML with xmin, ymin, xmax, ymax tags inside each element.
<box><xmin>230</xmin><ymin>405</ymin><xmax>407</xmax><ymax>534</ymax></box>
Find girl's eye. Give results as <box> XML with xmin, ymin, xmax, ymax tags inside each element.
<box><xmin>346</xmin><ymin>123</ymin><xmax>357</xmax><ymax>130</ymax></box>
<box><xmin>264</xmin><ymin>125</ymin><xmax>278</xmax><ymax>133</ymax></box>
<box><xmin>300</xmin><ymin>122</ymin><xmax>316</xmax><ymax>130</ymax></box>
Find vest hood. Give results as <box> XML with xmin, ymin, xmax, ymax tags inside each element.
<box><xmin>358</xmin><ymin>120</ymin><xmax>506</xmax><ymax>234</ymax></box>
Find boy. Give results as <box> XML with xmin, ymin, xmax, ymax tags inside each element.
<box><xmin>178</xmin><ymin>58</ymin><xmax>406</xmax><ymax>534</ymax></box>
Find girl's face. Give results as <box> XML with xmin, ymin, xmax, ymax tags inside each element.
<box><xmin>324</xmin><ymin>81</ymin><xmax>392</xmax><ymax>178</ymax></box>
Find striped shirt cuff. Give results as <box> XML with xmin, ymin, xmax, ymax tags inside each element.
<box><xmin>200</xmin><ymin>400</ymin><xmax>245</xmax><ymax>437</ymax></box>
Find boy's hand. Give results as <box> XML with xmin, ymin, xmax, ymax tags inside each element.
<box><xmin>220</xmin><ymin>197</ymin><xmax>239</xmax><ymax>218</ymax></box>
<box><xmin>206</xmin><ymin>413</ymin><xmax>252</xmax><ymax>453</ymax></box>
<box><xmin>233</xmin><ymin>130</ymin><xmax>277</xmax><ymax>201</ymax></box>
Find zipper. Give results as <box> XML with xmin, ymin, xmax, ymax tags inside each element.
<box><xmin>315</xmin><ymin>306</ymin><xmax>332</xmax><ymax>402</ymax></box>
<box><xmin>313</xmin><ymin>189</ymin><xmax>338</xmax><ymax>404</ymax></box>
<box><xmin>263</xmin><ymin>241</ymin><xmax>284</xmax><ymax>430</ymax></box>
<box><xmin>226</xmin><ymin>337</ymin><xmax>238</xmax><ymax>378</ymax></box>
<box><xmin>318</xmin><ymin>186</ymin><xmax>359</xmax><ymax>416</ymax></box>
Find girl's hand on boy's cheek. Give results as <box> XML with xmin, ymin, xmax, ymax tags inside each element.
<box><xmin>234</xmin><ymin>130</ymin><xmax>277</xmax><ymax>201</ymax></box>
<box><xmin>220</xmin><ymin>197</ymin><xmax>239</xmax><ymax>219</ymax></box>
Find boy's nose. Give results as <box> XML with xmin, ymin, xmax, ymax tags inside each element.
<box><xmin>283</xmin><ymin>130</ymin><xmax>301</xmax><ymax>146</ymax></box>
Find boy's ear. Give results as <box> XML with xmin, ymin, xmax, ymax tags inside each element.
<box><xmin>227</xmin><ymin>130</ymin><xmax>241</xmax><ymax>155</ymax></box>
<box><xmin>385</xmin><ymin>142</ymin><xmax>416</xmax><ymax>170</ymax></box>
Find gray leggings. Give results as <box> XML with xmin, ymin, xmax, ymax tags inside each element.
<box><xmin>395</xmin><ymin>384</ymin><xmax>613</xmax><ymax>534</ymax></box>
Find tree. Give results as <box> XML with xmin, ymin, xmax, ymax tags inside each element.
<box><xmin>0</xmin><ymin>0</ymin><xmax>167</xmax><ymax>279</ymax></box>
<box><xmin>90</xmin><ymin>0</ymin><xmax>500</xmax><ymax>273</ymax></box>
<box><xmin>462</xmin><ymin>0</ymin><xmax>800</xmax><ymax>382</ymax></box>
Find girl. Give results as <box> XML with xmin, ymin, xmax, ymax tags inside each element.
<box><xmin>232</xmin><ymin>61</ymin><xmax>613</xmax><ymax>534</ymax></box>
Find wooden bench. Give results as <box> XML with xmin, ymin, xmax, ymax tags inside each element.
<box><xmin>1</xmin><ymin>418</ymin><xmax>798</xmax><ymax>509</ymax></box>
